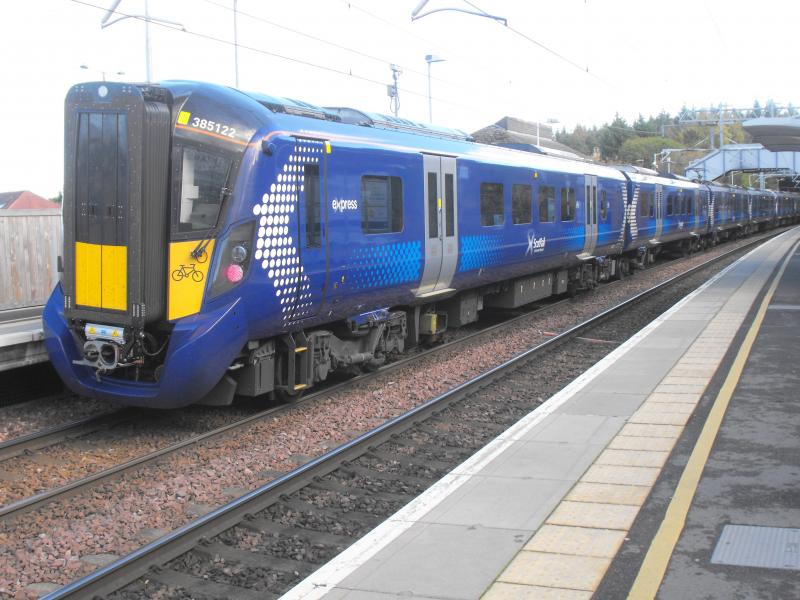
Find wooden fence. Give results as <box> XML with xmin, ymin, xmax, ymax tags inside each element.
<box><xmin>0</xmin><ymin>209</ymin><xmax>62</xmax><ymax>311</ymax></box>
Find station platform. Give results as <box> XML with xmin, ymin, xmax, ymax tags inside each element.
<box><xmin>280</xmin><ymin>226</ymin><xmax>800</xmax><ymax>600</ymax></box>
<box><xmin>0</xmin><ymin>306</ymin><xmax>46</xmax><ymax>372</ymax></box>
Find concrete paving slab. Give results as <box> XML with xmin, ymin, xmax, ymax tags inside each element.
<box><xmin>646</xmin><ymin>391</ymin><xmax>702</xmax><ymax>404</ymax></box>
<box><xmin>565</xmin><ymin>482</ymin><xmax>651</xmax><ymax>506</ymax></box>
<box><xmin>629</xmin><ymin>409</ymin><xmax>691</xmax><ymax>426</ymax></box>
<box><xmin>482</xmin><ymin>582</ymin><xmax>592</xmax><ymax>600</ymax></box>
<box><xmin>523</xmin><ymin>524</ymin><xmax>626</xmax><ymax>558</ymax></box>
<box><xmin>558</xmin><ymin>391</ymin><xmax>645</xmax><ymax>417</ymax></box>
<box><xmin>637</xmin><ymin>401</ymin><xmax>697</xmax><ymax>414</ymax></box>
<box><xmin>546</xmin><ymin>500</ymin><xmax>639</xmax><ymax>530</ymax></box>
<box><xmin>417</xmin><ymin>474</ymin><xmax>572</xmax><ymax>531</ymax></box>
<box><xmin>336</xmin><ymin>522</ymin><xmax>530</xmax><ymax>600</ymax></box>
<box><xmin>321</xmin><ymin>589</ymin><xmax>438</xmax><ymax>600</ymax></box>
<box><xmin>618</xmin><ymin>422</ymin><xmax>683</xmax><ymax>438</ymax></box>
<box><xmin>595</xmin><ymin>448</ymin><xmax>670</xmax><ymax>468</ymax></box>
<box><xmin>580</xmin><ymin>464</ymin><xmax>660</xmax><ymax>487</ymax></box>
<box><xmin>498</xmin><ymin>551</ymin><xmax>610</xmax><ymax>590</ymax></box>
<box><xmin>476</xmin><ymin>440</ymin><xmax>605</xmax><ymax>481</ymax></box>
<box><xmin>606</xmin><ymin>435</ymin><xmax>677</xmax><ymax>452</ymax></box>
<box><xmin>523</xmin><ymin>413</ymin><xmax>622</xmax><ymax>445</ymax></box>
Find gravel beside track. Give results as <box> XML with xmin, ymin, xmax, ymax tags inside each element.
<box><xmin>0</xmin><ymin>404</ymin><xmax>267</xmax><ymax>509</ymax></box>
<box><xmin>0</xmin><ymin>395</ymin><xmax>112</xmax><ymax>444</ymax></box>
<box><xmin>0</xmin><ymin>230</ymin><xmax>781</xmax><ymax>598</ymax></box>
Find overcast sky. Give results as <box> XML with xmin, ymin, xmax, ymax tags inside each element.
<box><xmin>1</xmin><ymin>0</ymin><xmax>796</xmax><ymax>197</ymax></box>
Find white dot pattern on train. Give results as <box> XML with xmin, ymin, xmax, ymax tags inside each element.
<box><xmin>251</xmin><ymin>141</ymin><xmax>323</xmax><ymax>323</ymax></box>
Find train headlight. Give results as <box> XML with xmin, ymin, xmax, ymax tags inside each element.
<box><xmin>230</xmin><ymin>245</ymin><xmax>248</xmax><ymax>264</ymax></box>
<box><xmin>209</xmin><ymin>221</ymin><xmax>255</xmax><ymax>298</ymax></box>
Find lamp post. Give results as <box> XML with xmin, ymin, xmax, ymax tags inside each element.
<box><xmin>425</xmin><ymin>54</ymin><xmax>445</xmax><ymax>123</ymax></box>
<box><xmin>80</xmin><ymin>64</ymin><xmax>125</xmax><ymax>81</ymax></box>
<box><xmin>100</xmin><ymin>0</ymin><xmax>185</xmax><ymax>83</ymax></box>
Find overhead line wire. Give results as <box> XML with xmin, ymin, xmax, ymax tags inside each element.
<box><xmin>463</xmin><ymin>0</ymin><xmax>610</xmax><ymax>86</ymax></box>
<box><xmin>199</xmin><ymin>0</ymin><xmax>456</xmax><ymax>87</ymax></box>
<box><xmin>69</xmin><ymin>0</ymin><xmax>483</xmax><ymax>113</ymax></box>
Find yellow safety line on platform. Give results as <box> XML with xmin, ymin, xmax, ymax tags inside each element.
<box><xmin>626</xmin><ymin>239</ymin><xmax>800</xmax><ymax>600</ymax></box>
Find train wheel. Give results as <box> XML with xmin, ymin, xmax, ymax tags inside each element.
<box><xmin>274</xmin><ymin>388</ymin><xmax>303</xmax><ymax>404</ymax></box>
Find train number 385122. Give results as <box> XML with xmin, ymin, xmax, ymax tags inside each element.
<box><xmin>191</xmin><ymin>117</ymin><xmax>237</xmax><ymax>138</ymax></box>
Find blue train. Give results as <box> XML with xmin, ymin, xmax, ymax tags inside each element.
<box><xmin>44</xmin><ymin>81</ymin><xmax>800</xmax><ymax>408</ymax></box>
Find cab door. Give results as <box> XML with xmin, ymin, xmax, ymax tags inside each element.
<box><xmin>418</xmin><ymin>154</ymin><xmax>458</xmax><ymax>296</ymax></box>
<box><xmin>292</xmin><ymin>136</ymin><xmax>329</xmax><ymax>320</ymax></box>
<box><xmin>582</xmin><ymin>175</ymin><xmax>598</xmax><ymax>256</ymax></box>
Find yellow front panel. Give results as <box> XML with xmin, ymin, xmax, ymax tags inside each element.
<box><xmin>101</xmin><ymin>245</ymin><xmax>128</xmax><ymax>311</ymax></box>
<box><xmin>75</xmin><ymin>242</ymin><xmax>102</xmax><ymax>308</ymax></box>
<box><xmin>168</xmin><ymin>240</ymin><xmax>216</xmax><ymax>321</ymax></box>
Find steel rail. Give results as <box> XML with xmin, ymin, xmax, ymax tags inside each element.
<box><xmin>0</xmin><ymin>409</ymin><xmax>130</xmax><ymax>462</ymax></box>
<box><xmin>44</xmin><ymin>229</ymin><xmax>783</xmax><ymax>600</ymax></box>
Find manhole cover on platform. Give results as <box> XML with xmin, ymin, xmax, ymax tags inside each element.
<box><xmin>711</xmin><ymin>525</ymin><xmax>800</xmax><ymax>570</ymax></box>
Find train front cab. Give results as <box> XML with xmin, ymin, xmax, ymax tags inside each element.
<box><xmin>44</xmin><ymin>81</ymin><xmax>261</xmax><ymax>408</ymax></box>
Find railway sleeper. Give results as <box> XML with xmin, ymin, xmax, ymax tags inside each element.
<box><xmin>338</xmin><ymin>465</ymin><xmax>436</xmax><ymax>489</ymax></box>
<box><xmin>362</xmin><ymin>448</ymin><xmax>453</xmax><ymax>472</ymax></box>
<box><xmin>308</xmin><ymin>477</ymin><xmax>414</xmax><ymax>505</ymax></box>
<box><xmin>147</xmin><ymin>567</ymin><xmax>273</xmax><ymax>600</ymax></box>
<box><xmin>194</xmin><ymin>541</ymin><xmax>317</xmax><ymax>574</ymax></box>
<box><xmin>240</xmin><ymin>518</ymin><xmax>354</xmax><ymax>549</ymax></box>
<box><xmin>274</xmin><ymin>498</ymin><xmax>387</xmax><ymax>527</ymax></box>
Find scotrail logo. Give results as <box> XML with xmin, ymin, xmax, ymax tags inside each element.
<box><xmin>526</xmin><ymin>230</ymin><xmax>546</xmax><ymax>255</ymax></box>
<box><xmin>332</xmin><ymin>198</ymin><xmax>358</xmax><ymax>213</ymax></box>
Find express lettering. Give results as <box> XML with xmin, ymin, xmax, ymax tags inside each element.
<box><xmin>331</xmin><ymin>198</ymin><xmax>358</xmax><ymax>212</ymax></box>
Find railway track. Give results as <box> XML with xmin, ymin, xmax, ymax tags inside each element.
<box><xmin>0</xmin><ymin>286</ymin><xmax>567</xmax><ymax>524</ymax></box>
<box><xmin>44</xmin><ymin>229</ymin><xmax>783</xmax><ymax>600</ymax></box>
<box><xmin>0</xmin><ymin>409</ymin><xmax>129</xmax><ymax>462</ymax></box>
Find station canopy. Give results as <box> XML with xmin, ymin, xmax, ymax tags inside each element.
<box><xmin>743</xmin><ymin>117</ymin><xmax>800</xmax><ymax>152</ymax></box>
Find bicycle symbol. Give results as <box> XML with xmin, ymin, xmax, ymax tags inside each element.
<box><xmin>171</xmin><ymin>263</ymin><xmax>204</xmax><ymax>283</ymax></box>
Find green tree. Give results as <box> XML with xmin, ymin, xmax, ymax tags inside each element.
<box><xmin>598</xmin><ymin>114</ymin><xmax>635</xmax><ymax>160</ymax></box>
<box><xmin>49</xmin><ymin>191</ymin><xmax>63</xmax><ymax>204</ymax></box>
<box><xmin>618</xmin><ymin>136</ymin><xmax>677</xmax><ymax>167</ymax></box>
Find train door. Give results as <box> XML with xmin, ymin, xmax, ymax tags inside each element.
<box><xmin>418</xmin><ymin>154</ymin><xmax>458</xmax><ymax>296</ymax></box>
<box><xmin>654</xmin><ymin>184</ymin><xmax>663</xmax><ymax>239</ymax></box>
<box><xmin>693</xmin><ymin>190</ymin><xmax>700</xmax><ymax>231</ymax></box>
<box><xmin>582</xmin><ymin>175</ymin><xmax>598</xmax><ymax>256</ymax></box>
<box><xmin>292</xmin><ymin>137</ymin><xmax>329</xmax><ymax>319</ymax></box>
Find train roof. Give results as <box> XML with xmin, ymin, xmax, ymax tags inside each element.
<box><xmin>156</xmin><ymin>80</ymin><xmax>625</xmax><ymax>181</ymax></box>
<box><xmin>622</xmin><ymin>169</ymin><xmax>700</xmax><ymax>188</ymax></box>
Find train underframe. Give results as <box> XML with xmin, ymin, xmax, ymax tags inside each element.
<box><xmin>201</xmin><ymin>251</ymin><xmax>636</xmax><ymax>406</ymax></box>
<box><xmin>210</xmin><ymin>217</ymin><xmax>799</xmax><ymax>407</ymax></box>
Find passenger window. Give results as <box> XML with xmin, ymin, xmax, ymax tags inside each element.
<box><xmin>600</xmin><ymin>190</ymin><xmax>607</xmax><ymax>220</ymax></box>
<box><xmin>560</xmin><ymin>187</ymin><xmax>575</xmax><ymax>222</ymax></box>
<box><xmin>304</xmin><ymin>165</ymin><xmax>321</xmax><ymax>247</ymax></box>
<box><xmin>480</xmin><ymin>182</ymin><xmax>504</xmax><ymax>226</ymax></box>
<box><xmin>639</xmin><ymin>191</ymin><xmax>648</xmax><ymax>217</ymax></box>
<box><xmin>538</xmin><ymin>186</ymin><xmax>556</xmax><ymax>223</ymax></box>
<box><xmin>666</xmin><ymin>193</ymin><xmax>674</xmax><ymax>216</ymax></box>
<box><xmin>176</xmin><ymin>147</ymin><xmax>232</xmax><ymax>233</ymax></box>
<box><xmin>444</xmin><ymin>174</ymin><xmax>455</xmax><ymax>236</ymax></box>
<box><xmin>361</xmin><ymin>175</ymin><xmax>403</xmax><ymax>234</ymax></box>
<box><xmin>427</xmin><ymin>172</ymin><xmax>438</xmax><ymax>238</ymax></box>
<box><xmin>688</xmin><ymin>194</ymin><xmax>694</xmax><ymax>215</ymax></box>
<box><xmin>512</xmin><ymin>184</ymin><xmax>532</xmax><ymax>224</ymax></box>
